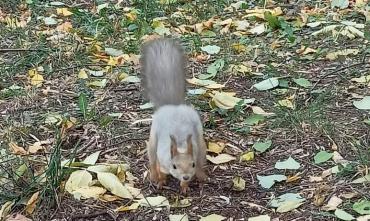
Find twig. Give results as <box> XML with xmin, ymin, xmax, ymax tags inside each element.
<box><xmin>70</xmin><ymin>210</ymin><xmax>108</xmax><ymax>220</ymax></box>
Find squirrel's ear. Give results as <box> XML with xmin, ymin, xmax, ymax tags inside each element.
<box><xmin>170</xmin><ymin>135</ymin><xmax>177</xmax><ymax>158</ymax></box>
<box><xmin>186</xmin><ymin>134</ymin><xmax>193</xmax><ymax>155</ymax></box>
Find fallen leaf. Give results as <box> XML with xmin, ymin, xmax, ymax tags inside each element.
<box><xmin>186</xmin><ymin>78</ymin><xmax>224</xmax><ymax>89</ymax></box>
<box><xmin>353</xmin><ymin>96</ymin><xmax>370</xmax><ymax>110</ymax></box>
<box><xmin>87</xmin><ymin>163</ymin><xmax>129</xmax><ymax>174</ymax></box>
<box><xmin>314</xmin><ymin>151</ymin><xmax>333</xmax><ymax>164</ymax></box>
<box><xmin>357</xmin><ymin>215</ymin><xmax>370</xmax><ymax>221</ymax></box>
<box><xmin>309</xmin><ymin>176</ymin><xmax>323</xmax><ymax>182</ymax></box>
<box><xmin>274</xmin><ymin>157</ymin><xmax>301</xmax><ymax>170</ymax></box>
<box><xmin>326</xmin><ymin>49</ymin><xmax>360</xmax><ymax>60</ymax></box>
<box><xmin>257</xmin><ymin>174</ymin><xmax>287</xmax><ymax>189</ymax></box>
<box><xmin>82</xmin><ymin>151</ymin><xmax>101</xmax><ymax>165</ymax></box>
<box><xmin>137</xmin><ymin>196</ymin><xmax>169</xmax><ymax>207</ymax></box>
<box><xmin>73</xmin><ymin>186</ymin><xmax>106</xmax><ymax>200</ymax></box>
<box><xmin>353</xmin><ymin>200</ymin><xmax>370</xmax><ymax>215</ymax></box>
<box><xmin>278</xmin><ymin>99</ymin><xmax>294</xmax><ymax>109</ymax></box>
<box><xmin>352</xmin><ymin>174</ymin><xmax>370</xmax><ymax>184</ymax></box>
<box><xmin>25</xmin><ymin>191</ymin><xmax>39</xmax><ymax>214</ymax></box>
<box><xmin>28</xmin><ymin>69</ymin><xmax>44</xmax><ymax>87</ymax></box>
<box><xmin>245</xmin><ymin>114</ymin><xmax>265</xmax><ymax>125</ymax></box>
<box><xmin>87</xmin><ymin>79</ymin><xmax>107</xmax><ymax>88</ymax></box>
<box><xmin>56</xmin><ymin>21</ymin><xmax>72</xmax><ymax>32</ymax></box>
<box><xmin>322</xmin><ymin>195</ymin><xmax>343</xmax><ymax>211</ymax></box>
<box><xmin>211</xmin><ymin>91</ymin><xmax>251</xmax><ymax>109</ymax></box>
<box><xmin>0</xmin><ymin>201</ymin><xmax>14</xmax><ymax>220</ymax></box>
<box><xmin>56</xmin><ymin>8</ymin><xmax>73</xmax><ymax>16</ymax></box>
<box><xmin>249</xmin><ymin>23</ymin><xmax>265</xmax><ymax>35</ymax></box>
<box><xmin>200</xmin><ymin>214</ymin><xmax>226</xmax><ymax>221</ymax></box>
<box><xmin>269</xmin><ymin>193</ymin><xmax>305</xmax><ymax>213</ymax></box>
<box><xmin>296</xmin><ymin>46</ymin><xmax>317</xmax><ymax>55</ymax></box>
<box><xmin>115</xmin><ymin>202</ymin><xmax>140</xmax><ymax>212</ymax></box>
<box><xmin>171</xmin><ymin>198</ymin><xmax>192</xmax><ymax>208</ymax></box>
<box><xmin>286</xmin><ymin>173</ymin><xmax>302</xmax><ymax>183</ymax></box>
<box><xmin>169</xmin><ymin>214</ymin><xmax>189</xmax><ymax>221</ymax></box>
<box><xmin>232</xmin><ymin>176</ymin><xmax>246</xmax><ymax>191</ymax></box>
<box><xmin>139</xmin><ymin>102</ymin><xmax>154</xmax><ymax>110</ymax></box>
<box><xmin>351</xmin><ymin>75</ymin><xmax>370</xmax><ymax>83</ymax></box>
<box><xmin>97</xmin><ymin>172</ymin><xmax>136</xmax><ymax>199</ymax></box>
<box><xmin>187</xmin><ymin>88</ymin><xmax>207</xmax><ymax>95</ymax></box>
<box><xmin>44</xmin><ymin>17</ymin><xmax>58</xmax><ymax>25</ymax></box>
<box><xmin>65</xmin><ymin>170</ymin><xmax>92</xmax><ymax>193</ymax></box>
<box><xmin>240</xmin><ymin>151</ymin><xmax>255</xmax><ymax>162</ymax></box>
<box><xmin>105</xmin><ymin>48</ymin><xmax>123</xmax><ymax>57</ymax></box>
<box><xmin>248</xmin><ymin>215</ymin><xmax>271</xmax><ymax>221</ymax></box>
<box><xmin>207</xmin><ymin>154</ymin><xmax>236</xmax><ymax>164</ymax></box>
<box><xmin>251</xmin><ymin>106</ymin><xmax>275</xmax><ymax>117</ymax></box>
<box><xmin>253</xmin><ymin>78</ymin><xmax>279</xmax><ymax>91</ymax></box>
<box><xmin>331</xmin><ymin>0</ymin><xmax>349</xmax><ymax>9</ymax></box>
<box><xmin>9</xmin><ymin>142</ymin><xmax>27</xmax><ymax>155</ymax></box>
<box><xmin>253</xmin><ymin>140</ymin><xmax>272</xmax><ymax>153</ymax></box>
<box><xmin>293</xmin><ymin>78</ymin><xmax>312</xmax><ymax>88</ymax></box>
<box><xmin>201</xmin><ymin>45</ymin><xmax>221</xmax><ymax>54</ymax></box>
<box><xmin>207</xmin><ymin>142</ymin><xmax>225</xmax><ymax>154</ymax></box>
<box><xmin>334</xmin><ymin>209</ymin><xmax>355</xmax><ymax>221</ymax></box>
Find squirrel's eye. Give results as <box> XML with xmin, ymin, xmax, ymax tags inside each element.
<box><xmin>192</xmin><ymin>162</ymin><xmax>195</xmax><ymax>168</ymax></box>
<box><xmin>173</xmin><ymin>164</ymin><xmax>177</xmax><ymax>169</ymax></box>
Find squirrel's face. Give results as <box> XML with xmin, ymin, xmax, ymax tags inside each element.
<box><xmin>170</xmin><ymin>153</ymin><xmax>196</xmax><ymax>182</ymax></box>
<box><xmin>169</xmin><ymin>134</ymin><xmax>196</xmax><ymax>182</ymax></box>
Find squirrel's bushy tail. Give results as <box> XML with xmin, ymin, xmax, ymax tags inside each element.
<box><xmin>140</xmin><ymin>38</ymin><xmax>186</xmax><ymax>108</ymax></box>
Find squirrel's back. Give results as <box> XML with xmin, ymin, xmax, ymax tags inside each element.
<box><xmin>140</xmin><ymin>38</ymin><xmax>186</xmax><ymax>107</ymax></box>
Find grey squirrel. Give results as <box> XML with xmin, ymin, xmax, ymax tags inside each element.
<box><xmin>140</xmin><ymin>38</ymin><xmax>207</xmax><ymax>194</ymax></box>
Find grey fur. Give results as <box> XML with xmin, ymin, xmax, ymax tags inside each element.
<box><xmin>140</xmin><ymin>38</ymin><xmax>186</xmax><ymax>107</ymax></box>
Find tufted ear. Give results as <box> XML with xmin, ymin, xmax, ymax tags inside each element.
<box><xmin>186</xmin><ymin>134</ymin><xmax>193</xmax><ymax>155</ymax></box>
<box><xmin>170</xmin><ymin>135</ymin><xmax>178</xmax><ymax>158</ymax></box>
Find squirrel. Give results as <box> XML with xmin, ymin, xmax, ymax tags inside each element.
<box><xmin>140</xmin><ymin>37</ymin><xmax>207</xmax><ymax>194</ymax></box>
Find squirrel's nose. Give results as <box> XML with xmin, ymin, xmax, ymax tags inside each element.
<box><xmin>183</xmin><ymin>175</ymin><xmax>190</xmax><ymax>181</ymax></box>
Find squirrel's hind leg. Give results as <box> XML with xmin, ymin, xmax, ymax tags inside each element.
<box><xmin>195</xmin><ymin>136</ymin><xmax>208</xmax><ymax>183</ymax></box>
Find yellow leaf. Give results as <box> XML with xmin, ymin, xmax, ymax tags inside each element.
<box><xmin>125</xmin><ymin>11</ymin><xmax>137</xmax><ymax>21</ymax></box>
<box><xmin>351</xmin><ymin>75</ymin><xmax>370</xmax><ymax>83</ymax></box>
<box><xmin>28</xmin><ymin>142</ymin><xmax>45</xmax><ymax>154</ymax></box>
<box><xmin>99</xmin><ymin>194</ymin><xmax>122</xmax><ymax>202</ymax></box>
<box><xmin>72</xmin><ymin>186</ymin><xmax>106</xmax><ymax>200</ymax></box>
<box><xmin>9</xmin><ymin>142</ymin><xmax>27</xmax><ymax>155</ymax></box>
<box><xmin>26</xmin><ymin>191</ymin><xmax>39</xmax><ymax>214</ymax></box>
<box><xmin>97</xmin><ymin>172</ymin><xmax>136</xmax><ymax>199</ymax></box>
<box><xmin>107</xmin><ymin>56</ymin><xmax>118</xmax><ymax>66</ymax></box>
<box><xmin>118</xmin><ymin>72</ymin><xmax>129</xmax><ymax>81</ymax></box>
<box><xmin>200</xmin><ymin>214</ymin><xmax>226</xmax><ymax>221</ymax></box>
<box><xmin>171</xmin><ymin>198</ymin><xmax>192</xmax><ymax>208</ymax></box>
<box><xmin>286</xmin><ymin>174</ymin><xmax>301</xmax><ymax>183</ymax></box>
<box><xmin>78</xmin><ymin>69</ymin><xmax>88</xmax><ymax>79</ymax></box>
<box><xmin>296</xmin><ymin>46</ymin><xmax>317</xmax><ymax>55</ymax></box>
<box><xmin>137</xmin><ymin>196</ymin><xmax>169</xmax><ymax>207</ymax></box>
<box><xmin>207</xmin><ymin>142</ymin><xmax>225</xmax><ymax>154</ymax></box>
<box><xmin>210</xmin><ymin>91</ymin><xmax>244</xmax><ymax>109</ymax></box>
<box><xmin>278</xmin><ymin>99</ymin><xmax>294</xmax><ymax>109</ymax></box>
<box><xmin>251</xmin><ymin>106</ymin><xmax>275</xmax><ymax>116</ymax></box>
<box><xmin>232</xmin><ymin>43</ymin><xmax>246</xmax><ymax>53</ymax></box>
<box><xmin>244</xmin><ymin>7</ymin><xmax>283</xmax><ymax>19</ymax></box>
<box><xmin>65</xmin><ymin>170</ymin><xmax>92</xmax><ymax>193</ymax></box>
<box><xmin>240</xmin><ymin>151</ymin><xmax>255</xmax><ymax>162</ymax></box>
<box><xmin>206</xmin><ymin>154</ymin><xmax>236</xmax><ymax>164</ymax></box>
<box><xmin>56</xmin><ymin>8</ymin><xmax>73</xmax><ymax>16</ymax></box>
<box><xmin>115</xmin><ymin>202</ymin><xmax>140</xmax><ymax>212</ymax></box>
<box><xmin>232</xmin><ymin>176</ymin><xmax>246</xmax><ymax>191</ymax></box>
<box><xmin>28</xmin><ymin>69</ymin><xmax>44</xmax><ymax>87</ymax></box>
<box><xmin>326</xmin><ymin>49</ymin><xmax>360</xmax><ymax>60</ymax></box>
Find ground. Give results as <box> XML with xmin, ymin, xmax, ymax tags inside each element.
<box><xmin>0</xmin><ymin>0</ymin><xmax>370</xmax><ymax>221</ymax></box>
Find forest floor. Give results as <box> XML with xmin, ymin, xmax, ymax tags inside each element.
<box><xmin>1</xmin><ymin>0</ymin><xmax>370</xmax><ymax>221</ymax></box>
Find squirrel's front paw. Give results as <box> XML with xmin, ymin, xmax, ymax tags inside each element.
<box><xmin>180</xmin><ymin>181</ymin><xmax>190</xmax><ymax>194</ymax></box>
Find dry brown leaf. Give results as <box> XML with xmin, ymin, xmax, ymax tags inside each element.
<box><xmin>25</xmin><ymin>191</ymin><xmax>39</xmax><ymax>215</ymax></box>
<box><xmin>9</xmin><ymin>142</ymin><xmax>27</xmax><ymax>155</ymax></box>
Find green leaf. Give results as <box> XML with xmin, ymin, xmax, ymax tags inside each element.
<box><xmin>364</xmin><ymin>119</ymin><xmax>370</xmax><ymax>125</ymax></box>
<box><xmin>253</xmin><ymin>140</ymin><xmax>272</xmax><ymax>153</ymax></box>
<box><xmin>353</xmin><ymin>96</ymin><xmax>370</xmax><ymax>110</ymax></box>
<box><xmin>187</xmin><ymin>88</ymin><xmax>206</xmax><ymax>95</ymax></box>
<box><xmin>293</xmin><ymin>78</ymin><xmax>312</xmax><ymax>88</ymax></box>
<box><xmin>314</xmin><ymin>151</ymin><xmax>333</xmax><ymax>164</ymax></box>
<box><xmin>275</xmin><ymin>157</ymin><xmax>301</xmax><ymax>170</ymax></box>
<box><xmin>352</xmin><ymin>174</ymin><xmax>370</xmax><ymax>184</ymax></box>
<box><xmin>78</xmin><ymin>93</ymin><xmax>88</xmax><ymax>120</ymax></box>
<box><xmin>264</xmin><ymin>11</ymin><xmax>280</xmax><ymax>29</ymax></box>
<box><xmin>334</xmin><ymin>209</ymin><xmax>355</xmax><ymax>221</ymax></box>
<box><xmin>199</xmin><ymin>59</ymin><xmax>225</xmax><ymax>79</ymax></box>
<box><xmin>139</xmin><ymin>102</ymin><xmax>154</xmax><ymax>110</ymax></box>
<box><xmin>257</xmin><ymin>174</ymin><xmax>287</xmax><ymax>189</ymax></box>
<box><xmin>353</xmin><ymin>200</ymin><xmax>370</xmax><ymax>215</ymax></box>
<box><xmin>201</xmin><ymin>45</ymin><xmax>221</xmax><ymax>55</ymax></box>
<box><xmin>269</xmin><ymin>193</ymin><xmax>305</xmax><ymax>213</ymax></box>
<box><xmin>104</xmin><ymin>48</ymin><xmax>123</xmax><ymax>57</ymax></box>
<box><xmin>44</xmin><ymin>17</ymin><xmax>58</xmax><ymax>25</ymax></box>
<box><xmin>253</xmin><ymin>78</ymin><xmax>279</xmax><ymax>91</ymax></box>
<box><xmin>331</xmin><ymin>0</ymin><xmax>349</xmax><ymax>9</ymax></box>
<box><xmin>245</xmin><ymin>114</ymin><xmax>265</xmax><ymax>125</ymax></box>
